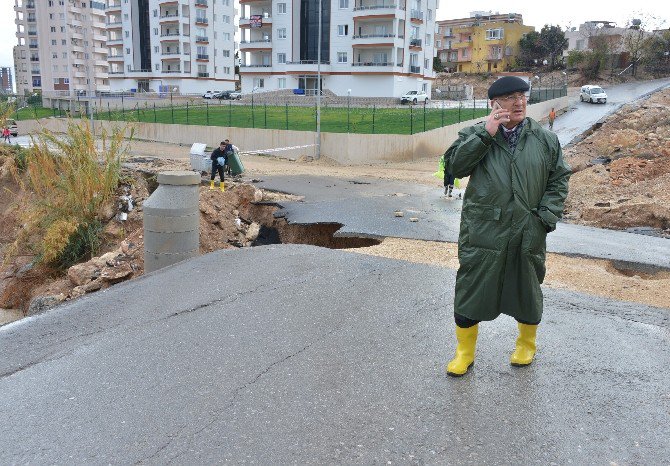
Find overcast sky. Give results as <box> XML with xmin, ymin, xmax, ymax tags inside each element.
<box><xmin>1</xmin><ymin>0</ymin><xmax>668</xmax><ymax>93</ymax></box>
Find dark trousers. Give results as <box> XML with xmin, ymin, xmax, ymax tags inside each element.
<box><xmin>444</xmin><ymin>171</ymin><xmax>455</xmax><ymax>187</ymax></box>
<box><xmin>211</xmin><ymin>160</ymin><xmax>225</xmax><ymax>181</ymax></box>
<box><xmin>454</xmin><ymin>313</ymin><xmax>540</xmax><ymax>328</ymax></box>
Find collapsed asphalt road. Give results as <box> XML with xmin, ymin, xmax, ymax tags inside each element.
<box><xmin>252</xmin><ymin>175</ymin><xmax>670</xmax><ymax>269</ymax></box>
<box><xmin>1</xmin><ymin>245</ymin><xmax>668</xmax><ymax>463</ymax></box>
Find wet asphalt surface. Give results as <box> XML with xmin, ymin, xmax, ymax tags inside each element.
<box><xmin>1</xmin><ymin>246</ymin><xmax>669</xmax><ymax>464</ymax></box>
<box><xmin>2</xmin><ymin>80</ymin><xmax>670</xmax><ymax>463</ymax></box>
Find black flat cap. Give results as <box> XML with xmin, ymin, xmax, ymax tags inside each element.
<box><xmin>488</xmin><ymin>76</ymin><xmax>530</xmax><ymax>99</ymax></box>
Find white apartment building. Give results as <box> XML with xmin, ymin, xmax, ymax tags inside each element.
<box><xmin>107</xmin><ymin>0</ymin><xmax>237</xmax><ymax>94</ymax></box>
<box><xmin>239</xmin><ymin>0</ymin><xmax>437</xmax><ymax>97</ymax></box>
<box><xmin>13</xmin><ymin>0</ymin><xmax>110</xmax><ymax>97</ymax></box>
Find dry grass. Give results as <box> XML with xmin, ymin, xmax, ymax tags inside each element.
<box><xmin>7</xmin><ymin>120</ymin><xmax>131</xmax><ymax>266</ymax></box>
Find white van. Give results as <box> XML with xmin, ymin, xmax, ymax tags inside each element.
<box><xmin>580</xmin><ymin>85</ymin><xmax>607</xmax><ymax>104</ymax></box>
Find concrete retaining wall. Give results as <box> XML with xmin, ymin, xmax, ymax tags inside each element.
<box><xmin>18</xmin><ymin>96</ymin><xmax>570</xmax><ymax>165</ymax></box>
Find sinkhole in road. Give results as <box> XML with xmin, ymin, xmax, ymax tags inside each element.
<box><xmin>241</xmin><ymin>200</ymin><xmax>381</xmax><ymax>250</ymax></box>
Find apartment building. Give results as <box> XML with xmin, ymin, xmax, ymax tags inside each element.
<box><xmin>239</xmin><ymin>0</ymin><xmax>437</xmax><ymax>98</ymax></box>
<box><xmin>107</xmin><ymin>0</ymin><xmax>237</xmax><ymax>94</ymax></box>
<box><xmin>1</xmin><ymin>67</ymin><xmax>14</xmax><ymax>94</ymax></box>
<box><xmin>435</xmin><ymin>12</ymin><xmax>533</xmax><ymax>74</ymax></box>
<box><xmin>13</xmin><ymin>0</ymin><xmax>110</xmax><ymax>96</ymax></box>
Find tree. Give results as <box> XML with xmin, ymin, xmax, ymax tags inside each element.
<box><xmin>518</xmin><ymin>31</ymin><xmax>543</xmax><ymax>66</ymax></box>
<box><xmin>642</xmin><ymin>29</ymin><xmax>670</xmax><ymax>76</ymax></box>
<box><xmin>433</xmin><ymin>56</ymin><xmax>445</xmax><ymax>73</ymax></box>
<box><xmin>539</xmin><ymin>25</ymin><xmax>568</xmax><ymax>68</ymax></box>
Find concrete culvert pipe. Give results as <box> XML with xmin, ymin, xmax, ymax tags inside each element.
<box><xmin>143</xmin><ymin>171</ymin><xmax>201</xmax><ymax>273</ymax></box>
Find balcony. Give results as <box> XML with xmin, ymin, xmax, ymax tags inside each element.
<box><xmin>239</xmin><ymin>39</ymin><xmax>272</xmax><ymax>49</ymax></box>
<box><xmin>409</xmin><ymin>38</ymin><xmax>422</xmax><ymax>48</ymax></box>
<box><xmin>487</xmin><ymin>54</ymin><xmax>503</xmax><ymax>61</ymax></box>
<box><xmin>351</xmin><ymin>33</ymin><xmax>399</xmax><ymax>46</ymax></box>
<box><xmin>106</xmin><ymin>21</ymin><xmax>122</xmax><ymax>28</ymax></box>
<box><xmin>109</xmin><ymin>70</ymin><xmax>124</xmax><ymax>75</ymax></box>
<box><xmin>410</xmin><ymin>10</ymin><xmax>423</xmax><ymax>21</ymax></box>
<box><xmin>28</xmin><ymin>31</ymin><xmax>37</xmax><ymax>36</ymax></box>
<box><xmin>160</xmin><ymin>13</ymin><xmax>180</xmax><ymax>21</ymax></box>
<box><xmin>29</xmin><ymin>44</ymin><xmax>38</xmax><ymax>48</ymax></box>
<box><xmin>163</xmin><ymin>69</ymin><xmax>182</xmax><ymax>73</ymax></box>
<box><xmin>27</xmin><ymin>16</ymin><xmax>36</xmax><ymax>23</ymax></box>
<box><xmin>196</xmin><ymin>54</ymin><xmax>209</xmax><ymax>60</ymax></box>
<box><xmin>107</xmin><ymin>38</ymin><xmax>124</xmax><ymax>45</ymax></box>
<box><xmin>197</xmin><ymin>72</ymin><xmax>209</xmax><ymax>77</ymax></box>
<box><xmin>351</xmin><ymin>62</ymin><xmax>399</xmax><ymax>67</ymax></box>
<box><xmin>161</xmin><ymin>32</ymin><xmax>180</xmax><ymax>37</ymax></box>
<box><xmin>25</xmin><ymin>2</ymin><xmax>35</xmax><ymax>8</ymax></box>
<box><xmin>353</xmin><ymin>4</ymin><xmax>404</xmax><ymax>17</ymax></box>
<box><xmin>163</xmin><ymin>50</ymin><xmax>181</xmax><ymax>55</ymax></box>
<box><xmin>108</xmin><ymin>55</ymin><xmax>124</xmax><ymax>61</ymax></box>
<box><xmin>195</xmin><ymin>17</ymin><xmax>208</xmax><ymax>25</ymax></box>
<box><xmin>409</xmin><ymin>65</ymin><xmax>421</xmax><ymax>73</ymax></box>
<box><xmin>195</xmin><ymin>0</ymin><xmax>208</xmax><ymax>6</ymax></box>
<box><xmin>107</xmin><ymin>1</ymin><xmax>121</xmax><ymax>10</ymax></box>
<box><xmin>30</xmin><ymin>57</ymin><xmax>39</xmax><ymax>62</ymax></box>
<box><xmin>195</xmin><ymin>35</ymin><xmax>209</xmax><ymax>42</ymax></box>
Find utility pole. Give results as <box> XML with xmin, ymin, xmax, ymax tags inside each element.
<box><xmin>315</xmin><ymin>0</ymin><xmax>322</xmax><ymax>160</ymax></box>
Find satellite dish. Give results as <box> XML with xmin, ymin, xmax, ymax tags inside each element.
<box><xmin>632</xmin><ymin>19</ymin><xmax>641</xmax><ymax>26</ymax></box>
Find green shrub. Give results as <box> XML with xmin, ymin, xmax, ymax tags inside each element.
<box><xmin>53</xmin><ymin>220</ymin><xmax>103</xmax><ymax>270</ymax></box>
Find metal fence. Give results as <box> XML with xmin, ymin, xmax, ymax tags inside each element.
<box><xmin>7</xmin><ymin>84</ymin><xmax>567</xmax><ymax>136</ymax></box>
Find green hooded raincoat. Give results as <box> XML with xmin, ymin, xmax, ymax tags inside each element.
<box><xmin>446</xmin><ymin>118</ymin><xmax>571</xmax><ymax>323</ymax></box>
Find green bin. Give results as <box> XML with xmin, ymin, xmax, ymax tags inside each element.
<box><xmin>228</xmin><ymin>150</ymin><xmax>245</xmax><ymax>175</ymax></box>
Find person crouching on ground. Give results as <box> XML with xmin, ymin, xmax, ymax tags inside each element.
<box><xmin>210</xmin><ymin>141</ymin><xmax>230</xmax><ymax>192</ymax></box>
<box><xmin>443</xmin><ymin>76</ymin><xmax>571</xmax><ymax>376</ymax></box>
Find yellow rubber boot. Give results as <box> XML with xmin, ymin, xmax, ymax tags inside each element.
<box><xmin>220</xmin><ymin>181</ymin><xmax>225</xmax><ymax>192</ymax></box>
<box><xmin>446</xmin><ymin>324</ymin><xmax>478</xmax><ymax>377</ymax></box>
<box><xmin>209</xmin><ymin>180</ymin><xmax>215</xmax><ymax>190</ymax></box>
<box><xmin>510</xmin><ymin>323</ymin><xmax>538</xmax><ymax>367</ymax></box>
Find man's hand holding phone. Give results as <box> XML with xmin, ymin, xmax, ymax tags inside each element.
<box><xmin>485</xmin><ymin>101</ymin><xmax>510</xmax><ymax>137</ymax></box>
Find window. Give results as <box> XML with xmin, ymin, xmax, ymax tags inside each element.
<box><xmin>154</xmin><ymin>46</ymin><xmax>159</xmax><ymax>53</ymax></box>
<box><xmin>436</xmin><ymin>40</ymin><xmax>441</xmax><ymax>48</ymax></box>
<box><xmin>155</xmin><ymin>64</ymin><xmax>159</xmax><ymax>70</ymax></box>
<box><xmin>277</xmin><ymin>53</ymin><xmax>286</xmax><ymax>64</ymax></box>
<box><xmin>52</xmin><ymin>53</ymin><xmax>58</xmax><ymax>59</ymax></box>
<box><xmin>223</xmin><ymin>66</ymin><xmax>230</xmax><ymax>74</ymax></box>
<box><xmin>50</xmin><ymin>27</ymin><xmax>56</xmax><ymax>32</ymax></box>
<box><xmin>485</xmin><ymin>28</ymin><xmax>503</xmax><ymax>40</ymax></box>
<box><xmin>223</xmin><ymin>32</ymin><xmax>231</xmax><ymax>40</ymax></box>
<box><xmin>125</xmin><ymin>31</ymin><xmax>129</xmax><ymax>37</ymax></box>
<box><xmin>126</xmin><ymin>48</ymin><xmax>130</xmax><ymax>54</ymax></box>
<box><xmin>253</xmin><ymin>77</ymin><xmax>265</xmax><ymax>88</ymax></box>
<box><xmin>337</xmin><ymin>52</ymin><xmax>347</xmax><ymax>63</ymax></box>
<box><xmin>153</xmin><ymin>28</ymin><xmax>158</xmax><ymax>35</ymax></box>
<box><xmin>338</xmin><ymin>25</ymin><xmax>348</xmax><ymax>36</ymax></box>
<box><xmin>62</xmin><ymin>39</ymin><xmax>66</xmax><ymax>45</ymax></box>
<box><xmin>222</xmin><ymin>50</ymin><xmax>230</xmax><ymax>57</ymax></box>
<box><xmin>278</xmin><ymin>77</ymin><xmax>286</xmax><ymax>89</ymax></box>
<box><xmin>62</xmin><ymin>52</ymin><xmax>67</xmax><ymax>58</ymax></box>
<box><xmin>424</xmin><ymin>58</ymin><xmax>429</xmax><ymax>69</ymax></box>
<box><xmin>123</xmin><ymin>13</ymin><xmax>128</xmax><ymax>20</ymax></box>
<box><xmin>153</xmin><ymin>9</ymin><xmax>157</xmax><ymax>17</ymax></box>
<box><xmin>339</xmin><ymin>0</ymin><xmax>348</xmax><ymax>8</ymax></box>
<box><xmin>222</xmin><ymin>15</ymin><xmax>230</xmax><ymax>23</ymax></box>
<box><xmin>427</xmin><ymin>9</ymin><xmax>432</xmax><ymax>20</ymax></box>
<box><xmin>277</xmin><ymin>3</ymin><xmax>286</xmax><ymax>14</ymax></box>
<box><xmin>51</xmin><ymin>40</ymin><xmax>57</xmax><ymax>45</ymax></box>
<box><xmin>278</xmin><ymin>28</ymin><xmax>286</xmax><ymax>39</ymax></box>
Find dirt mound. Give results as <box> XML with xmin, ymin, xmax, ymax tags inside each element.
<box><xmin>563</xmin><ymin>88</ymin><xmax>670</xmax><ymax>235</ymax></box>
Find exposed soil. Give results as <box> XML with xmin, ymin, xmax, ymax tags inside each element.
<box><xmin>1</xmin><ymin>81</ymin><xmax>669</xmax><ymax>325</ymax></box>
<box><xmin>562</xmin><ymin>88</ymin><xmax>670</xmax><ymax>234</ymax></box>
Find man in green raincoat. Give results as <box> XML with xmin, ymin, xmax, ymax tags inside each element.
<box><xmin>444</xmin><ymin>76</ymin><xmax>571</xmax><ymax>376</ymax></box>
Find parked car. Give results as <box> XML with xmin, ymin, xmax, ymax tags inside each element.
<box><xmin>400</xmin><ymin>90</ymin><xmax>429</xmax><ymax>104</ymax></box>
<box><xmin>228</xmin><ymin>91</ymin><xmax>242</xmax><ymax>100</ymax></box>
<box><xmin>7</xmin><ymin>119</ymin><xmax>18</xmax><ymax>137</ymax></box>
<box><xmin>214</xmin><ymin>91</ymin><xmax>232</xmax><ymax>100</ymax></box>
<box><xmin>203</xmin><ymin>90</ymin><xmax>223</xmax><ymax>99</ymax></box>
<box><xmin>580</xmin><ymin>85</ymin><xmax>607</xmax><ymax>104</ymax></box>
